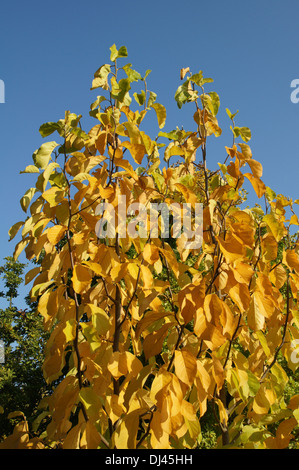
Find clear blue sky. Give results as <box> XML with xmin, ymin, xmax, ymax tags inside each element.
<box><xmin>0</xmin><ymin>0</ymin><xmax>298</xmax><ymax>307</ymax></box>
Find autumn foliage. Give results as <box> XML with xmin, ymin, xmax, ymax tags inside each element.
<box><xmin>1</xmin><ymin>44</ymin><xmax>299</xmax><ymax>449</ymax></box>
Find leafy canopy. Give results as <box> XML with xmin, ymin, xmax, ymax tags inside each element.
<box><xmin>1</xmin><ymin>44</ymin><xmax>299</xmax><ymax>449</ymax></box>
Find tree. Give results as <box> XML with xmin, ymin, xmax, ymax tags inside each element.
<box><xmin>1</xmin><ymin>44</ymin><xmax>299</xmax><ymax>449</ymax></box>
<box><xmin>0</xmin><ymin>257</ymin><xmax>49</xmax><ymax>440</ymax></box>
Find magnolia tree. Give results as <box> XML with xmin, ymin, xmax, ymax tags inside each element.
<box><xmin>1</xmin><ymin>44</ymin><xmax>299</xmax><ymax>449</ymax></box>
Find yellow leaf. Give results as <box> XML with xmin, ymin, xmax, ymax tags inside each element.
<box><xmin>105</xmin><ymin>394</ymin><xmax>125</xmax><ymax>425</ymax></box>
<box><xmin>196</xmin><ymin>362</ymin><xmax>211</xmax><ymax>392</ymax></box>
<box><xmin>275</xmin><ymin>417</ymin><xmax>298</xmax><ymax>449</ymax></box>
<box><xmin>174</xmin><ymin>350</ymin><xmax>197</xmax><ymax>386</ymax></box>
<box><xmin>42</xmin><ymin>186</ymin><xmax>65</xmax><ymax>207</ymax></box>
<box><xmin>63</xmin><ymin>423</ymin><xmax>82</xmax><ymax>449</ymax></box>
<box><xmin>25</xmin><ymin>266</ymin><xmax>41</xmax><ymax>285</ymax></box>
<box><xmin>244</xmin><ymin>173</ymin><xmax>266</xmax><ymax>198</ymax></box>
<box><xmin>13</xmin><ymin>238</ymin><xmax>29</xmax><ymax>261</ymax></box>
<box><xmin>151</xmin><ymin>103</ymin><xmax>167</xmax><ymax>129</ymax></box>
<box><xmin>284</xmin><ymin>249</ymin><xmax>299</xmax><ymax>274</ymax></box>
<box><xmin>202</xmin><ymin>324</ymin><xmax>227</xmax><ymax>350</ymax></box>
<box><xmin>123</xmin><ymin>121</ymin><xmax>142</xmax><ymax>145</ymax></box>
<box><xmin>252</xmin><ymin>384</ymin><xmax>270</xmax><ymax>415</ymax></box>
<box><xmin>255</xmin><ymin>330</ymin><xmax>271</xmax><ymax>358</ymax></box>
<box><xmin>46</xmin><ymin>225</ymin><xmax>67</xmax><ymax>245</ymax></box>
<box><xmin>80</xmin><ymin>421</ymin><xmax>102</xmax><ymax>449</ymax></box>
<box><xmin>215</xmin><ymin>398</ymin><xmax>228</xmax><ymax>427</ymax></box>
<box><xmin>150</xmin><ymin>369</ymin><xmax>172</xmax><ymax>402</ymax></box>
<box><xmin>79</xmin><ymin>387</ymin><xmax>102</xmax><ymax>422</ymax></box>
<box><xmin>175</xmin><ymin>183</ymin><xmax>198</xmax><ymax>208</ymax></box>
<box><xmin>269</xmin><ymin>264</ymin><xmax>287</xmax><ymax>289</ymax></box>
<box><xmin>221</xmin><ymin>303</ymin><xmax>239</xmax><ymax>339</ymax></box>
<box><xmin>231</xmin><ymin>262</ymin><xmax>254</xmax><ymax>284</ymax></box>
<box><xmin>114</xmin><ymin>411</ymin><xmax>140</xmax><ymax>449</ymax></box>
<box><xmin>203</xmin><ymin>293</ymin><xmax>223</xmax><ymax>323</ymax></box>
<box><xmin>290</xmin><ymin>214</ymin><xmax>299</xmax><ymax>226</ymax></box>
<box><xmin>229</xmin><ymin>283</ymin><xmax>250</xmax><ymax>312</ymax></box>
<box><xmin>72</xmin><ymin>265</ymin><xmax>92</xmax><ymax>294</ymax></box>
<box><xmin>247</xmin><ymin>159</ymin><xmax>263</xmax><ymax>178</ymax></box>
<box><xmin>107</xmin><ymin>351</ymin><xmax>143</xmax><ymax>379</ymax></box>
<box><xmin>178</xmin><ymin>279</ymin><xmax>205</xmax><ymax>325</ymax></box>
<box><xmin>164</xmin><ymin>143</ymin><xmax>185</xmax><ymax>161</ymax></box>
<box><xmin>263</xmin><ymin>213</ymin><xmax>286</xmax><ymax>242</ymax></box>
<box><xmin>95</xmin><ymin>131</ymin><xmax>107</xmax><ymax>155</ymax></box>
<box><xmin>217</xmin><ymin>233</ymin><xmax>245</xmax><ymax>264</ymax></box>
<box><xmin>62</xmin><ymin>318</ymin><xmax>76</xmax><ymax>343</ymax></box>
<box><xmin>231</xmin><ymin>222</ymin><xmax>255</xmax><ymax>248</ymax></box>
<box><xmin>0</xmin><ymin>420</ymin><xmax>30</xmax><ymax>449</ymax></box>
<box><xmin>113</xmin><ymin>157</ymin><xmax>139</xmax><ymax>181</ymax></box>
<box><xmin>87</xmin><ymin>304</ymin><xmax>110</xmax><ymax>336</ymax></box>
<box><xmin>9</xmin><ymin>221</ymin><xmax>24</xmax><ymax>241</ymax></box>
<box><xmin>150</xmin><ymin>410</ymin><xmax>170</xmax><ymax>449</ymax></box>
<box><xmin>140</xmin><ymin>264</ymin><xmax>153</xmax><ymax>288</ymax></box>
<box><xmin>180</xmin><ymin>67</ymin><xmax>190</xmax><ymax>80</ymax></box>
<box><xmin>143</xmin><ymin>243</ymin><xmax>160</xmax><ymax>264</ymax></box>
<box><xmin>247</xmin><ymin>292</ymin><xmax>265</xmax><ymax>331</ymax></box>
<box><xmin>261</xmin><ymin>233</ymin><xmax>278</xmax><ymax>262</ymax></box>
<box><xmin>143</xmin><ymin>323</ymin><xmax>171</xmax><ymax>360</ymax></box>
<box><xmin>254</xmin><ymin>289</ymin><xmax>275</xmax><ymax>319</ymax></box>
<box><xmin>238</xmin><ymin>143</ymin><xmax>252</xmax><ymax>160</ymax></box>
<box><xmin>122</xmin><ymin>141</ymin><xmax>146</xmax><ymax>164</ymax></box>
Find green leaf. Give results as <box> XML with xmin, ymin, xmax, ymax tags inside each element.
<box><xmin>226</xmin><ymin>108</ymin><xmax>232</xmax><ymax>119</ymax></box>
<box><xmin>175</xmin><ymin>82</ymin><xmax>191</xmax><ymax>109</ymax></box>
<box><xmin>174</xmin><ymin>81</ymin><xmax>198</xmax><ymax>109</ymax></box>
<box><xmin>158</xmin><ymin>130</ymin><xmax>180</xmax><ymax>140</ymax></box>
<box><xmin>226</xmin><ymin>108</ymin><xmax>239</xmax><ymax>120</ymax></box>
<box><xmin>111</xmin><ymin>77</ymin><xmax>131</xmax><ymax>104</ymax></box>
<box><xmin>39</xmin><ymin>122</ymin><xmax>63</xmax><ymax>138</ymax></box>
<box><xmin>218</xmin><ymin>162</ymin><xmax>227</xmax><ymax>174</ymax></box>
<box><xmin>158</xmin><ymin>128</ymin><xmax>192</xmax><ymax>141</ymax></box>
<box><xmin>49</xmin><ymin>172</ymin><xmax>67</xmax><ymax>188</ymax></box>
<box><xmin>201</xmin><ymin>92</ymin><xmax>220</xmax><ymax>116</ymax></box>
<box><xmin>110</xmin><ymin>44</ymin><xmax>118</xmax><ymax>61</ymax></box>
<box><xmin>123</xmin><ymin>64</ymin><xmax>142</xmax><ymax>82</ymax></box>
<box><xmin>208</xmin><ymin>91</ymin><xmax>220</xmax><ymax>116</ymax></box>
<box><xmin>239</xmin><ymin>126</ymin><xmax>251</xmax><ymax>142</ymax></box>
<box><xmin>233</xmin><ymin>126</ymin><xmax>251</xmax><ymax>142</ymax></box>
<box><xmin>147</xmin><ymin>91</ymin><xmax>157</xmax><ymax>108</ymax></box>
<box><xmin>265</xmin><ymin>186</ymin><xmax>276</xmax><ymax>202</ymax></box>
<box><xmin>32</xmin><ymin>142</ymin><xmax>58</xmax><ymax>170</ymax></box>
<box><xmin>202</xmin><ymin>77</ymin><xmax>214</xmax><ymax>84</ymax></box>
<box><xmin>117</xmin><ymin>45</ymin><xmax>128</xmax><ymax>58</ymax></box>
<box><xmin>151</xmin><ymin>103</ymin><xmax>166</xmax><ymax>129</ymax></box>
<box><xmin>133</xmin><ymin>90</ymin><xmax>146</xmax><ymax>106</ymax></box>
<box><xmin>110</xmin><ymin>44</ymin><xmax>128</xmax><ymax>62</ymax></box>
<box><xmin>189</xmin><ymin>72</ymin><xmax>203</xmax><ymax>86</ymax></box>
<box><xmin>143</xmin><ymin>69</ymin><xmax>152</xmax><ymax>80</ymax></box>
